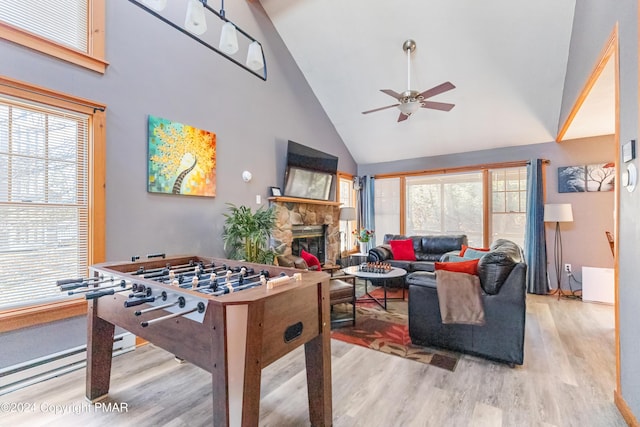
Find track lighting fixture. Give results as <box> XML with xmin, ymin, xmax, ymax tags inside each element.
<box><xmin>130</xmin><ymin>0</ymin><xmax>267</xmax><ymax>80</ymax></box>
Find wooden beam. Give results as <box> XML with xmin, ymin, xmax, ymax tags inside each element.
<box><xmin>556</xmin><ymin>26</ymin><xmax>617</xmax><ymax>142</ymax></box>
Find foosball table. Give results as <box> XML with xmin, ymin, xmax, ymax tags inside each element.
<box><xmin>59</xmin><ymin>255</ymin><xmax>332</xmax><ymax>426</ymax></box>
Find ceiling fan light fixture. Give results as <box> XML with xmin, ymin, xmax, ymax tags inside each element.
<box><xmin>361</xmin><ymin>39</ymin><xmax>455</xmax><ymax>120</ymax></box>
<box><xmin>398</xmin><ymin>101</ymin><xmax>421</xmax><ymax>116</ymax></box>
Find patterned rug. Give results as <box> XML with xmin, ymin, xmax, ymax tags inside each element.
<box><xmin>356</xmin><ymin>287</ymin><xmax>407</xmax><ymax>306</ymax></box>
<box><xmin>331</xmin><ymin>298</ymin><xmax>459</xmax><ymax>372</ymax></box>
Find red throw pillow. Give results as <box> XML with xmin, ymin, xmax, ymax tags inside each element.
<box><xmin>435</xmin><ymin>258</ymin><xmax>480</xmax><ymax>275</ymax></box>
<box><xmin>459</xmin><ymin>244</ymin><xmax>490</xmax><ymax>257</ymax></box>
<box><xmin>300</xmin><ymin>249</ymin><xmax>321</xmax><ymax>270</ymax></box>
<box><xmin>389</xmin><ymin>239</ymin><xmax>416</xmax><ymax>261</ymax></box>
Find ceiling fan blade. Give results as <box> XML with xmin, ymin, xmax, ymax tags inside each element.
<box><xmin>380</xmin><ymin>89</ymin><xmax>402</xmax><ymax>99</ymax></box>
<box><xmin>397</xmin><ymin>112</ymin><xmax>409</xmax><ymax>122</ymax></box>
<box><xmin>421</xmin><ymin>101</ymin><xmax>455</xmax><ymax>111</ymax></box>
<box><xmin>419</xmin><ymin>81</ymin><xmax>456</xmax><ymax>99</ymax></box>
<box><xmin>362</xmin><ymin>104</ymin><xmax>400</xmax><ymax>114</ymax></box>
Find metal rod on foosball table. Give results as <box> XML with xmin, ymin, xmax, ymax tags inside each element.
<box><xmin>134</xmin><ymin>296</ymin><xmax>184</xmax><ymax>316</ymax></box>
<box><xmin>56</xmin><ymin>275</ymin><xmax>104</xmax><ymax>286</ymax></box>
<box><xmin>143</xmin><ymin>263</ymin><xmax>225</xmax><ymax>281</ymax></box>
<box><xmin>135</xmin><ymin>260</ymin><xmax>218</xmax><ymax>278</ymax></box>
<box><xmin>58</xmin><ymin>276</ymin><xmax>113</xmax><ymax>292</ymax></box>
<box><xmin>67</xmin><ymin>280</ymin><xmax>127</xmax><ymax>295</ymax></box>
<box><xmin>206</xmin><ymin>275</ymin><xmax>268</xmax><ymax>296</ymax></box>
<box><xmin>85</xmin><ymin>285</ymin><xmax>133</xmax><ymax>300</ymax></box>
<box><xmin>140</xmin><ymin>302</ymin><xmax>205</xmax><ymax>327</ymax></box>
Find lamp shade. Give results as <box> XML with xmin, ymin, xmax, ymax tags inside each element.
<box><xmin>246</xmin><ymin>41</ymin><xmax>264</xmax><ymax>70</ymax></box>
<box><xmin>184</xmin><ymin>0</ymin><xmax>207</xmax><ymax>35</ymax></box>
<box><xmin>398</xmin><ymin>101</ymin><xmax>421</xmax><ymax>115</ymax></box>
<box><xmin>339</xmin><ymin>207</ymin><xmax>356</xmax><ymax>221</ymax></box>
<box><xmin>544</xmin><ymin>203</ymin><xmax>573</xmax><ymax>223</ymax></box>
<box><xmin>219</xmin><ymin>22</ymin><xmax>239</xmax><ymax>54</ymax></box>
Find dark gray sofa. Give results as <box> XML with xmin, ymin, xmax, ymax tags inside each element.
<box><xmin>406</xmin><ymin>239</ymin><xmax>527</xmax><ymax>366</ymax></box>
<box><xmin>368</xmin><ymin>234</ymin><xmax>468</xmax><ymax>272</ymax></box>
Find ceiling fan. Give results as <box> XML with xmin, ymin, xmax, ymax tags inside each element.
<box><xmin>362</xmin><ymin>39</ymin><xmax>456</xmax><ymax>122</ymax></box>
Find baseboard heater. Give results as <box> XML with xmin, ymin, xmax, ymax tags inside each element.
<box><xmin>0</xmin><ymin>333</ymin><xmax>136</xmax><ymax>396</ymax></box>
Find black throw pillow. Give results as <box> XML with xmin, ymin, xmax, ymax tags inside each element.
<box><xmin>477</xmin><ymin>252</ymin><xmax>517</xmax><ymax>295</ymax></box>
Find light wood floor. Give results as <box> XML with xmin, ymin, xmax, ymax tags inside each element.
<box><xmin>0</xmin><ymin>295</ymin><xmax>625</xmax><ymax>426</ymax></box>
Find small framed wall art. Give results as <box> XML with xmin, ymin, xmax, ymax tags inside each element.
<box><xmin>270</xmin><ymin>187</ymin><xmax>282</xmax><ymax>197</ymax></box>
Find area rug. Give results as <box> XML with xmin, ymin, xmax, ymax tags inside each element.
<box><xmin>331</xmin><ymin>304</ymin><xmax>459</xmax><ymax>372</ymax></box>
<box><xmin>356</xmin><ymin>287</ymin><xmax>407</xmax><ymax>305</ymax></box>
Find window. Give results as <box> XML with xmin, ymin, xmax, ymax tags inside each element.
<box><xmin>373</xmin><ymin>177</ymin><xmax>400</xmax><ymax>246</ymax></box>
<box><xmin>0</xmin><ymin>76</ymin><xmax>105</xmax><ymax>329</ymax></box>
<box><xmin>0</xmin><ymin>0</ymin><xmax>107</xmax><ymax>73</ymax></box>
<box><xmin>337</xmin><ymin>174</ymin><xmax>357</xmax><ymax>253</ymax></box>
<box><xmin>406</xmin><ymin>173</ymin><xmax>483</xmax><ymax>246</ymax></box>
<box><xmin>374</xmin><ymin>164</ymin><xmax>528</xmax><ymax>248</ymax></box>
<box><xmin>490</xmin><ymin>167</ymin><xmax>527</xmax><ymax>247</ymax></box>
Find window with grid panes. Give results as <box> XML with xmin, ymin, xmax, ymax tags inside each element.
<box><xmin>338</xmin><ymin>175</ymin><xmax>357</xmax><ymax>253</ymax></box>
<box><xmin>405</xmin><ymin>173</ymin><xmax>484</xmax><ymax>246</ymax></box>
<box><xmin>489</xmin><ymin>167</ymin><xmax>527</xmax><ymax>247</ymax></box>
<box><xmin>0</xmin><ymin>96</ymin><xmax>89</xmax><ymax>309</ymax></box>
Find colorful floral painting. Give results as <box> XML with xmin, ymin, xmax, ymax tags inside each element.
<box><xmin>147</xmin><ymin>115</ymin><xmax>216</xmax><ymax>197</ymax></box>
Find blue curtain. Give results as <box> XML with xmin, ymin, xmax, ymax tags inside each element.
<box><xmin>524</xmin><ymin>159</ymin><xmax>548</xmax><ymax>294</ymax></box>
<box><xmin>358</xmin><ymin>176</ymin><xmax>376</xmax><ymax>252</ymax></box>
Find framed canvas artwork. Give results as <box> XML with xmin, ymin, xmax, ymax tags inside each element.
<box><xmin>147</xmin><ymin>115</ymin><xmax>217</xmax><ymax>197</ymax></box>
<box><xmin>558</xmin><ymin>163</ymin><xmax>615</xmax><ymax>193</ymax></box>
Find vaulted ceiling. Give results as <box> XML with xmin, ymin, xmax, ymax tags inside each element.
<box><xmin>260</xmin><ymin>0</ymin><xmax>615</xmax><ymax>164</ymax></box>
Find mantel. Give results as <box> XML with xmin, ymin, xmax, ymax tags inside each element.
<box><xmin>268</xmin><ymin>196</ymin><xmax>341</xmax><ymax>207</ymax></box>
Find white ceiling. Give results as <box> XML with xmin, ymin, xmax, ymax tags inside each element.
<box><xmin>260</xmin><ymin>0</ymin><xmax>615</xmax><ymax>164</ymax></box>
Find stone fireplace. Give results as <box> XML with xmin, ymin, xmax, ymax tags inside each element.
<box><xmin>270</xmin><ymin>198</ymin><xmax>340</xmax><ymax>265</ymax></box>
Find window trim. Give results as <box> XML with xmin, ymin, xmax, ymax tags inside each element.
<box><xmin>336</xmin><ymin>171</ymin><xmax>359</xmax><ymax>254</ymax></box>
<box><xmin>0</xmin><ymin>75</ymin><xmax>106</xmax><ymax>332</ymax></box>
<box><xmin>0</xmin><ymin>0</ymin><xmax>108</xmax><ymax>73</ymax></box>
<box><xmin>374</xmin><ymin>160</ymin><xmax>547</xmax><ymax>247</ymax></box>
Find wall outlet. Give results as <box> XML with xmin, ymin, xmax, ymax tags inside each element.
<box><xmin>564</xmin><ymin>263</ymin><xmax>572</xmax><ymax>273</ymax></box>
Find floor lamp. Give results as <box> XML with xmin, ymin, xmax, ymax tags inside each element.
<box><xmin>544</xmin><ymin>203</ymin><xmax>574</xmax><ymax>299</ymax></box>
<box><xmin>339</xmin><ymin>207</ymin><xmax>356</xmax><ymax>255</ymax></box>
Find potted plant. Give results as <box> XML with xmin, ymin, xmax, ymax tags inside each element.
<box><xmin>352</xmin><ymin>228</ymin><xmax>374</xmax><ymax>254</ymax></box>
<box><xmin>222</xmin><ymin>203</ymin><xmax>276</xmax><ymax>264</ymax></box>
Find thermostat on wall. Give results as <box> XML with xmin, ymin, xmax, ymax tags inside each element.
<box><xmin>622</xmin><ymin>163</ymin><xmax>637</xmax><ymax>192</ymax></box>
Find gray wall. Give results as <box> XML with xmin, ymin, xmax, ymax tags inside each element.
<box><xmin>0</xmin><ymin>1</ymin><xmax>356</xmax><ymax>261</ymax></box>
<box><xmin>560</xmin><ymin>0</ymin><xmax>640</xmax><ymax>418</ymax></box>
<box><xmin>360</xmin><ymin>135</ymin><xmax>616</xmax><ymax>290</ymax></box>
<box><xmin>0</xmin><ymin>1</ymin><xmax>355</xmax><ymax>369</ymax></box>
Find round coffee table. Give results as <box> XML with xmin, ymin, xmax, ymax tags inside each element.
<box><xmin>342</xmin><ymin>266</ymin><xmax>407</xmax><ymax>310</ymax></box>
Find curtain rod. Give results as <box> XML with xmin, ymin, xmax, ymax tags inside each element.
<box><xmin>372</xmin><ymin>159</ymin><xmax>550</xmax><ymax>179</ymax></box>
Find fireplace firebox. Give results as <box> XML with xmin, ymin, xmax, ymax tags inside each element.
<box><xmin>291</xmin><ymin>225</ymin><xmax>326</xmax><ymax>264</ymax></box>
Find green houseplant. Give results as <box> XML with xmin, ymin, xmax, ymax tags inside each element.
<box><xmin>222</xmin><ymin>203</ymin><xmax>276</xmax><ymax>264</ymax></box>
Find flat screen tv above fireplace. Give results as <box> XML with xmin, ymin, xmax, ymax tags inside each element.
<box><xmin>283</xmin><ymin>141</ymin><xmax>338</xmax><ymax>201</ymax></box>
